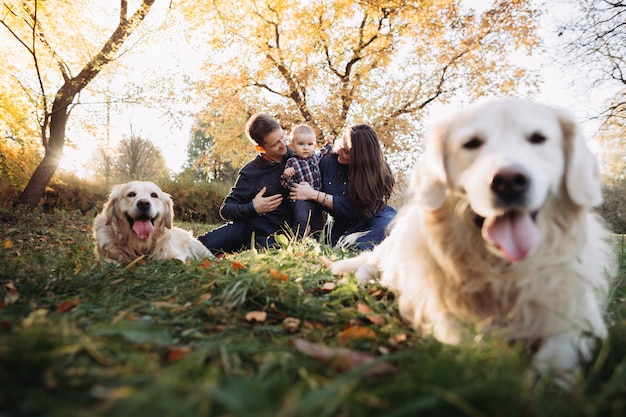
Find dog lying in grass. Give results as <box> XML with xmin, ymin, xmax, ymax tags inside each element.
<box><xmin>93</xmin><ymin>181</ymin><xmax>212</xmax><ymax>263</ymax></box>
<box><xmin>325</xmin><ymin>98</ymin><xmax>617</xmax><ymax>384</ymax></box>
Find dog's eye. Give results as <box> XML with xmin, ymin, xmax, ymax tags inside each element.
<box><xmin>151</xmin><ymin>193</ymin><xmax>158</xmax><ymax>198</ymax></box>
<box><xmin>463</xmin><ymin>137</ymin><xmax>483</xmax><ymax>150</ymax></box>
<box><xmin>528</xmin><ymin>132</ymin><xmax>546</xmax><ymax>144</ymax></box>
<box><xmin>127</xmin><ymin>192</ymin><xmax>136</xmax><ymax>197</ymax></box>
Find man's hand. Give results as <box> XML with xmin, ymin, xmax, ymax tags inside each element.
<box><xmin>252</xmin><ymin>186</ymin><xmax>283</xmax><ymax>215</ymax></box>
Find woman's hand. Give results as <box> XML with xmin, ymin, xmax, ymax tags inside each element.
<box><xmin>289</xmin><ymin>182</ymin><xmax>316</xmax><ymax>201</ymax></box>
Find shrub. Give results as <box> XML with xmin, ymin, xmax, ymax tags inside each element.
<box><xmin>40</xmin><ymin>174</ymin><xmax>230</xmax><ymax>225</ymax></box>
<box><xmin>162</xmin><ymin>178</ymin><xmax>230</xmax><ymax>224</ymax></box>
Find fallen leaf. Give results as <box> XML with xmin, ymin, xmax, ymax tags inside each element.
<box><xmin>56</xmin><ymin>299</ymin><xmax>84</xmax><ymax>313</ymax></box>
<box><xmin>231</xmin><ymin>261</ymin><xmax>246</xmax><ymax>270</ymax></box>
<box><xmin>357</xmin><ymin>303</ymin><xmax>385</xmax><ymax>325</ymax></box>
<box><xmin>303</xmin><ymin>321</ymin><xmax>326</xmax><ymax>330</ymax></box>
<box><xmin>292</xmin><ymin>338</ymin><xmax>396</xmax><ymax>377</ymax></box>
<box><xmin>338</xmin><ymin>325</ymin><xmax>377</xmax><ymax>344</ymax></box>
<box><xmin>91</xmin><ymin>385</ymin><xmax>135</xmax><ymax>400</ymax></box>
<box><xmin>2</xmin><ymin>282</ymin><xmax>19</xmax><ymax>304</ymax></box>
<box><xmin>245</xmin><ymin>311</ymin><xmax>267</xmax><ymax>322</ymax></box>
<box><xmin>199</xmin><ymin>259</ymin><xmax>215</xmax><ymax>269</ymax></box>
<box><xmin>167</xmin><ymin>346</ymin><xmax>192</xmax><ymax>362</ymax></box>
<box><xmin>389</xmin><ymin>333</ymin><xmax>408</xmax><ymax>345</ymax></box>
<box><xmin>268</xmin><ymin>268</ymin><xmax>289</xmax><ymax>281</ymax></box>
<box><xmin>268</xmin><ymin>268</ymin><xmax>280</xmax><ymax>278</ymax></box>
<box><xmin>356</xmin><ymin>303</ymin><xmax>374</xmax><ymax>315</ymax></box>
<box><xmin>282</xmin><ymin>317</ymin><xmax>301</xmax><ymax>332</ymax></box>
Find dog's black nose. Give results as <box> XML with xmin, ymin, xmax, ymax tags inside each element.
<box><xmin>136</xmin><ymin>199</ymin><xmax>151</xmax><ymax>212</ymax></box>
<box><xmin>491</xmin><ymin>166</ymin><xmax>529</xmax><ymax>204</ymax></box>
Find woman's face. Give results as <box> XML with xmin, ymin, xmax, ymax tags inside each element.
<box><xmin>337</xmin><ymin>132</ymin><xmax>351</xmax><ymax>165</ymax></box>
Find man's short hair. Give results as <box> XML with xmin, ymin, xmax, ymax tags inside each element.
<box><xmin>245</xmin><ymin>113</ymin><xmax>281</xmax><ymax>147</ymax></box>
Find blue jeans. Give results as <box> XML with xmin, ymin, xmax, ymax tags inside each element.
<box><xmin>291</xmin><ymin>200</ymin><xmax>323</xmax><ymax>238</ymax></box>
<box><xmin>197</xmin><ymin>222</ymin><xmax>278</xmax><ymax>254</ymax></box>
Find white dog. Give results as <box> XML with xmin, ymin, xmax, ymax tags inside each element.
<box><xmin>328</xmin><ymin>98</ymin><xmax>616</xmax><ymax>381</ymax></box>
<box><xmin>93</xmin><ymin>181</ymin><xmax>212</xmax><ymax>263</ymax></box>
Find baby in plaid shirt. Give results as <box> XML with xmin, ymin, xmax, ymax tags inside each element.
<box><xmin>281</xmin><ymin>124</ymin><xmax>334</xmax><ymax>238</ymax></box>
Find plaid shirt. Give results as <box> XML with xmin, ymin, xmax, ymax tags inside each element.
<box><xmin>280</xmin><ymin>144</ymin><xmax>331</xmax><ymax>190</ymax></box>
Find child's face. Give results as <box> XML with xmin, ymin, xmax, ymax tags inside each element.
<box><xmin>290</xmin><ymin>132</ymin><xmax>317</xmax><ymax>159</ymax></box>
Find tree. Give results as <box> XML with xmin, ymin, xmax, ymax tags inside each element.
<box><xmin>186</xmin><ymin>114</ymin><xmax>243</xmax><ymax>183</ymax></box>
<box><xmin>111</xmin><ymin>134</ymin><xmax>169</xmax><ymax>183</ymax></box>
<box><xmin>597</xmin><ymin>119</ymin><xmax>626</xmax><ymax>182</ymax></box>
<box><xmin>188</xmin><ymin>0</ymin><xmax>541</xmax><ymax>168</ymax></box>
<box><xmin>0</xmin><ymin>0</ymin><xmax>158</xmax><ymax>208</ymax></box>
<box><xmin>555</xmin><ymin>0</ymin><xmax>625</xmax><ymax>124</ymax></box>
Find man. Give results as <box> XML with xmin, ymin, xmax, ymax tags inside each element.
<box><xmin>197</xmin><ymin>113</ymin><xmax>293</xmax><ymax>254</ymax></box>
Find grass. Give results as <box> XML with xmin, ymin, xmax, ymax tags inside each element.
<box><xmin>0</xmin><ymin>207</ymin><xmax>625</xmax><ymax>417</ymax></box>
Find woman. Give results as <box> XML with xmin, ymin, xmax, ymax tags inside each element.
<box><xmin>289</xmin><ymin>124</ymin><xmax>396</xmax><ymax>250</ymax></box>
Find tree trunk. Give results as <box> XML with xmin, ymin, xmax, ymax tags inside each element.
<box><xmin>16</xmin><ymin>97</ymin><xmax>69</xmax><ymax>209</ymax></box>
<box><xmin>14</xmin><ymin>0</ymin><xmax>156</xmax><ymax>209</ymax></box>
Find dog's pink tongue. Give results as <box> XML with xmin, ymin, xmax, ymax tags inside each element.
<box><xmin>482</xmin><ymin>212</ymin><xmax>540</xmax><ymax>262</ymax></box>
<box><xmin>132</xmin><ymin>219</ymin><xmax>154</xmax><ymax>240</ymax></box>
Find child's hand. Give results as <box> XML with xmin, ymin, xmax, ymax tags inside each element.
<box><xmin>325</xmin><ymin>134</ymin><xmax>335</xmax><ymax>146</ymax></box>
<box><xmin>283</xmin><ymin>167</ymin><xmax>295</xmax><ymax>178</ymax></box>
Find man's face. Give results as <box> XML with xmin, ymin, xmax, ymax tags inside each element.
<box><xmin>260</xmin><ymin>128</ymin><xmax>288</xmax><ymax>162</ymax></box>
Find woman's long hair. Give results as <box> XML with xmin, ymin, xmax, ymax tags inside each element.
<box><xmin>346</xmin><ymin>124</ymin><xmax>395</xmax><ymax>217</ymax></box>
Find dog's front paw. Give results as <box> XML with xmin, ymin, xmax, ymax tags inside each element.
<box><xmin>533</xmin><ymin>332</ymin><xmax>591</xmax><ymax>388</ymax></box>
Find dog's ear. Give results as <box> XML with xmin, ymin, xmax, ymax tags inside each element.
<box><xmin>163</xmin><ymin>192</ymin><xmax>173</xmax><ymax>229</ymax></box>
<box><xmin>416</xmin><ymin>123</ymin><xmax>448</xmax><ymax>210</ymax></box>
<box><xmin>104</xmin><ymin>185</ymin><xmax>122</xmax><ymax>226</ymax></box>
<box><xmin>556</xmin><ymin>108</ymin><xmax>603</xmax><ymax>207</ymax></box>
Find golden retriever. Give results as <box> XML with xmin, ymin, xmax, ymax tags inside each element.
<box><xmin>327</xmin><ymin>98</ymin><xmax>617</xmax><ymax>382</ymax></box>
<box><xmin>93</xmin><ymin>181</ymin><xmax>212</xmax><ymax>263</ymax></box>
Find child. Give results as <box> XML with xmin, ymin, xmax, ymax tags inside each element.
<box><xmin>281</xmin><ymin>124</ymin><xmax>334</xmax><ymax>238</ymax></box>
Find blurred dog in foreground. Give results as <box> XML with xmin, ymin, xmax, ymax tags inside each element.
<box><xmin>326</xmin><ymin>98</ymin><xmax>616</xmax><ymax>383</ymax></box>
<box><xmin>94</xmin><ymin>181</ymin><xmax>212</xmax><ymax>263</ymax></box>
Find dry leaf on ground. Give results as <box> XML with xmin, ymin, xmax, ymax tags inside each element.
<box><xmin>292</xmin><ymin>338</ymin><xmax>396</xmax><ymax>377</ymax></box>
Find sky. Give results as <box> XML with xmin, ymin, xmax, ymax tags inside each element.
<box><xmin>58</xmin><ymin>0</ymin><xmax>609</xmax><ymax>178</ymax></box>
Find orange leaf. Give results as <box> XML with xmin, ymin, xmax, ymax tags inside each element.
<box><xmin>167</xmin><ymin>346</ymin><xmax>192</xmax><ymax>362</ymax></box>
<box><xmin>231</xmin><ymin>261</ymin><xmax>246</xmax><ymax>270</ymax></box>
<box><xmin>357</xmin><ymin>303</ymin><xmax>385</xmax><ymax>325</ymax></box>
<box><xmin>338</xmin><ymin>325</ymin><xmax>377</xmax><ymax>344</ymax></box>
<box><xmin>356</xmin><ymin>303</ymin><xmax>373</xmax><ymax>314</ymax></box>
<box><xmin>199</xmin><ymin>259</ymin><xmax>214</xmax><ymax>269</ymax></box>
<box><xmin>55</xmin><ymin>299</ymin><xmax>84</xmax><ymax>313</ymax></box>
<box><xmin>268</xmin><ymin>268</ymin><xmax>280</xmax><ymax>279</ymax></box>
